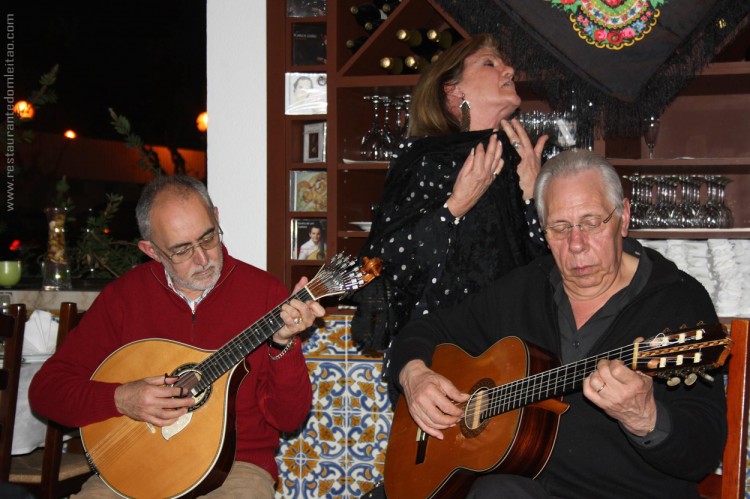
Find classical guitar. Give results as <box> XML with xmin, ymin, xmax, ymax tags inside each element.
<box><xmin>385</xmin><ymin>323</ymin><xmax>732</xmax><ymax>499</ymax></box>
<box><xmin>81</xmin><ymin>254</ymin><xmax>382</xmax><ymax>499</ymax></box>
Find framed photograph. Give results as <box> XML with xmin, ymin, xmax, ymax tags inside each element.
<box><xmin>291</xmin><ymin>218</ymin><xmax>327</xmax><ymax>260</ymax></box>
<box><xmin>291</xmin><ymin>170</ymin><xmax>327</xmax><ymax>211</ymax></box>
<box><xmin>285</xmin><ymin>72</ymin><xmax>327</xmax><ymax>115</ymax></box>
<box><xmin>292</xmin><ymin>24</ymin><xmax>327</xmax><ymax>66</ymax></box>
<box><xmin>303</xmin><ymin>122</ymin><xmax>326</xmax><ymax>163</ymax></box>
<box><xmin>287</xmin><ymin>0</ymin><xmax>326</xmax><ymax>17</ymax></box>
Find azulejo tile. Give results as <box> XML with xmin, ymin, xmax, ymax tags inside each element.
<box><xmin>299</xmin><ymin>459</ymin><xmax>349</xmax><ymax>498</ymax></box>
<box><xmin>307</xmin><ymin>359</ymin><xmax>348</xmax><ymax>413</ymax></box>
<box><xmin>302</xmin><ymin>410</ymin><xmax>348</xmax><ymax>461</ymax></box>
<box><xmin>347</xmin><ymin>412</ymin><xmax>391</xmax><ymax>464</ymax></box>
<box><xmin>304</xmin><ymin>316</ymin><xmax>351</xmax><ymax>357</ymax></box>
<box><xmin>347</xmin><ymin>359</ymin><xmax>391</xmax><ymax>414</ymax></box>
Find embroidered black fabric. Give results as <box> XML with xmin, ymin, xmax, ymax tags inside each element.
<box><xmin>434</xmin><ymin>0</ymin><xmax>750</xmax><ymax>138</ymax></box>
<box><xmin>350</xmin><ymin>130</ymin><xmax>547</xmax><ymax>354</ymax></box>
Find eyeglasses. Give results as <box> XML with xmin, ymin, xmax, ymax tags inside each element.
<box><xmin>151</xmin><ymin>227</ymin><xmax>223</xmax><ymax>264</ymax></box>
<box><xmin>543</xmin><ymin>209</ymin><xmax>617</xmax><ymax>241</ymax></box>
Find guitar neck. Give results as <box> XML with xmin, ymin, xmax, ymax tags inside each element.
<box><xmin>485</xmin><ymin>343</ymin><xmax>636</xmax><ymax>417</ymax></box>
<box><xmin>182</xmin><ymin>287</ymin><xmax>314</xmax><ymax>393</ymax></box>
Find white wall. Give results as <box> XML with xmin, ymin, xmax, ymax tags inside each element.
<box><xmin>206</xmin><ymin>1</ymin><xmax>268</xmax><ymax>268</ymax></box>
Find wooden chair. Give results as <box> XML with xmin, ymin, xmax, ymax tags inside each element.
<box><xmin>10</xmin><ymin>302</ymin><xmax>93</xmax><ymax>498</ymax></box>
<box><xmin>698</xmin><ymin>319</ymin><xmax>750</xmax><ymax>499</ymax></box>
<box><xmin>0</xmin><ymin>304</ymin><xmax>27</xmax><ymax>482</ymax></box>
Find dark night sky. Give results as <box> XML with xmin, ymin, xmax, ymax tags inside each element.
<box><xmin>4</xmin><ymin>1</ymin><xmax>207</xmax><ymax>150</ymax></box>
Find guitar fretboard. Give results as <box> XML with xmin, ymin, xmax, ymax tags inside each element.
<box><xmin>184</xmin><ymin>287</ymin><xmax>314</xmax><ymax>394</ymax></box>
<box><xmin>481</xmin><ymin>344</ymin><xmax>636</xmax><ymax>419</ymax></box>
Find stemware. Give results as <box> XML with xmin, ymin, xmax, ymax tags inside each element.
<box><xmin>642</xmin><ymin>116</ymin><xmax>660</xmax><ymax>160</ymax></box>
<box><xmin>392</xmin><ymin>98</ymin><xmax>405</xmax><ymax>142</ymax></box>
<box><xmin>397</xmin><ymin>94</ymin><xmax>411</xmax><ymax>140</ymax></box>
<box><xmin>360</xmin><ymin>95</ymin><xmax>384</xmax><ymax>160</ymax></box>
<box><xmin>380</xmin><ymin>96</ymin><xmax>396</xmax><ymax>158</ymax></box>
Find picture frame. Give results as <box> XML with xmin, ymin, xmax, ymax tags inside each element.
<box><xmin>292</xmin><ymin>23</ymin><xmax>327</xmax><ymax>66</ymax></box>
<box><xmin>290</xmin><ymin>170</ymin><xmax>327</xmax><ymax>211</ymax></box>
<box><xmin>291</xmin><ymin>218</ymin><xmax>327</xmax><ymax>260</ymax></box>
<box><xmin>287</xmin><ymin>0</ymin><xmax>326</xmax><ymax>17</ymax></box>
<box><xmin>303</xmin><ymin>122</ymin><xmax>326</xmax><ymax>163</ymax></box>
<box><xmin>285</xmin><ymin>72</ymin><xmax>327</xmax><ymax>115</ymax></box>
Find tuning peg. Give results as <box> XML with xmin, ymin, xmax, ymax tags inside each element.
<box><xmin>684</xmin><ymin>373</ymin><xmax>698</xmax><ymax>386</ymax></box>
<box><xmin>667</xmin><ymin>376</ymin><xmax>682</xmax><ymax>387</ymax></box>
<box><xmin>699</xmin><ymin>372</ymin><xmax>715</xmax><ymax>383</ymax></box>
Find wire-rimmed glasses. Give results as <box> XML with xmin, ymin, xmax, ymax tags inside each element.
<box><xmin>543</xmin><ymin>208</ymin><xmax>616</xmax><ymax>240</ymax></box>
<box><xmin>151</xmin><ymin>227</ymin><xmax>223</xmax><ymax>264</ymax></box>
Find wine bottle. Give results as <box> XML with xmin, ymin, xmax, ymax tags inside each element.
<box><xmin>364</xmin><ymin>19</ymin><xmax>384</xmax><ymax>32</ymax></box>
<box><xmin>379</xmin><ymin>56</ymin><xmax>405</xmax><ymax>75</ymax></box>
<box><xmin>426</xmin><ymin>28</ymin><xmax>459</xmax><ymax>50</ymax></box>
<box><xmin>373</xmin><ymin>0</ymin><xmax>395</xmax><ymax>15</ymax></box>
<box><xmin>396</xmin><ymin>28</ymin><xmax>440</xmax><ymax>60</ymax></box>
<box><xmin>350</xmin><ymin>4</ymin><xmax>386</xmax><ymax>29</ymax></box>
<box><xmin>346</xmin><ymin>36</ymin><xmax>369</xmax><ymax>53</ymax></box>
<box><xmin>404</xmin><ymin>55</ymin><xmax>429</xmax><ymax>73</ymax></box>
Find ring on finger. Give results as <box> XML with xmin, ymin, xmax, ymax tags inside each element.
<box><xmin>512</xmin><ymin>141</ymin><xmax>521</xmax><ymax>149</ymax></box>
<box><xmin>596</xmin><ymin>382</ymin><xmax>607</xmax><ymax>394</ymax></box>
<box><xmin>293</xmin><ymin>317</ymin><xmax>302</xmax><ymax>325</ymax></box>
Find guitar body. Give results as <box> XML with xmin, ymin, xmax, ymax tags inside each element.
<box><xmin>384</xmin><ymin>337</ymin><xmax>568</xmax><ymax>499</ymax></box>
<box><xmin>81</xmin><ymin>339</ymin><xmax>245</xmax><ymax>499</ymax></box>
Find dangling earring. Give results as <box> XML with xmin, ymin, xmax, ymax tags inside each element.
<box><xmin>459</xmin><ymin>94</ymin><xmax>471</xmax><ymax>132</ymax></box>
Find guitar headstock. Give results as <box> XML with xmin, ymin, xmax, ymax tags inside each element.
<box><xmin>634</xmin><ymin>323</ymin><xmax>732</xmax><ymax>386</ymax></box>
<box><xmin>306</xmin><ymin>253</ymin><xmax>382</xmax><ymax>300</ymax></box>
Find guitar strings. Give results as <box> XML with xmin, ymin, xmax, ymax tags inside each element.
<box><xmin>457</xmin><ymin>332</ymin><xmax>722</xmax><ymax>423</ymax></box>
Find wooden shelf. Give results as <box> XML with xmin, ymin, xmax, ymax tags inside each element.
<box><xmin>338</xmin><ymin>160</ymin><xmax>389</xmax><ymax>170</ymax></box>
<box><xmin>631</xmin><ymin>229</ymin><xmax>750</xmax><ymax>239</ymax></box>
<box><xmin>611</xmin><ymin>157</ymin><xmax>750</xmax><ymax>174</ymax></box>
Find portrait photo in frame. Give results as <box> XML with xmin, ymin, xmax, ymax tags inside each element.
<box><xmin>303</xmin><ymin>122</ymin><xmax>326</xmax><ymax>163</ymax></box>
<box><xmin>291</xmin><ymin>218</ymin><xmax>327</xmax><ymax>260</ymax></box>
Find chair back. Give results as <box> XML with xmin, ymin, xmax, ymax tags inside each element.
<box><xmin>39</xmin><ymin>302</ymin><xmax>90</xmax><ymax>498</ymax></box>
<box><xmin>9</xmin><ymin>302</ymin><xmax>93</xmax><ymax>499</ymax></box>
<box><xmin>0</xmin><ymin>303</ymin><xmax>27</xmax><ymax>481</ymax></box>
<box><xmin>698</xmin><ymin>319</ymin><xmax>750</xmax><ymax>499</ymax></box>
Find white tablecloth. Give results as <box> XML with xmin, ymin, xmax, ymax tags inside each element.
<box><xmin>5</xmin><ymin>357</ymin><xmax>50</xmax><ymax>455</ymax></box>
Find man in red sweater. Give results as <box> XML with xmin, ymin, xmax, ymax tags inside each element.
<box><xmin>29</xmin><ymin>175</ymin><xmax>325</xmax><ymax>498</ymax></box>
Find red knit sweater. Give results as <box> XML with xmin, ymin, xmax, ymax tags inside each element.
<box><xmin>29</xmin><ymin>246</ymin><xmax>313</xmax><ymax>479</ymax></box>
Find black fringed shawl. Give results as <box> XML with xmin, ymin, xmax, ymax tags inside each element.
<box><xmin>351</xmin><ymin>130</ymin><xmax>546</xmax><ymax>353</ymax></box>
<box><xmin>435</xmin><ymin>0</ymin><xmax>750</xmax><ymax>138</ymax></box>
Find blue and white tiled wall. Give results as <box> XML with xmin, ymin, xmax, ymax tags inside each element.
<box><xmin>276</xmin><ymin>315</ymin><xmax>391</xmax><ymax>498</ymax></box>
<box><xmin>276</xmin><ymin>315</ymin><xmax>750</xmax><ymax>498</ymax></box>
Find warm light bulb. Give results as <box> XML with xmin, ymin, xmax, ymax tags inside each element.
<box><xmin>63</xmin><ymin>130</ymin><xmax>77</xmax><ymax>139</ymax></box>
<box><xmin>13</xmin><ymin>100</ymin><xmax>34</xmax><ymax>119</ymax></box>
<box><xmin>196</xmin><ymin>111</ymin><xmax>208</xmax><ymax>132</ymax></box>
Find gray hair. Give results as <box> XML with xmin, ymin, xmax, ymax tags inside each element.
<box><xmin>135</xmin><ymin>175</ymin><xmax>215</xmax><ymax>240</ymax></box>
<box><xmin>533</xmin><ymin>150</ymin><xmax>624</xmax><ymax>227</ymax></box>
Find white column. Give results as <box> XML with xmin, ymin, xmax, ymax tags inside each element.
<box><xmin>206</xmin><ymin>0</ymin><xmax>268</xmax><ymax>268</ymax></box>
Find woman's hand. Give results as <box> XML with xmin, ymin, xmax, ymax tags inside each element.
<box><xmin>501</xmin><ymin>118</ymin><xmax>548</xmax><ymax>200</ymax></box>
<box><xmin>446</xmin><ymin>133</ymin><xmax>504</xmax><ymax>218</ymax></box>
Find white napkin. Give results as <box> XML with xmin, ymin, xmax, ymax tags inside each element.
<box><xmin>22</xmin><ymin>310</ymin><xmax>59</xmax><ymax>356</ymax></box>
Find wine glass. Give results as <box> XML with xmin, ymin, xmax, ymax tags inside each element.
<box><xmin>380</xmin><ymin>96</ymin><xmax>396</xmax><ymax>158</ymax></box>
<box><xmin>397</xmin><ymin>94</ymin><xmax>411</xmax><ymax>139</ymax></box>
<box><xmin>360</xmin><ymin>95</ymin><xmax>384</xmax><ymax>160</ymax></box>
<box><xmin>642</xmin><ymin>116</ymin><xmax>660</xmax><ymax>160</ymax></box>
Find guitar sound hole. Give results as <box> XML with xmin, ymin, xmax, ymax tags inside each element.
<box><xmin>171</xmin><ymin>364</ymin><xmax>212</xmax><ymax>412</ymax></box>
<box><xmin>461</xmin><ymin>378</ymin><xmax>495</xmax><ymax>437</ymax></box>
